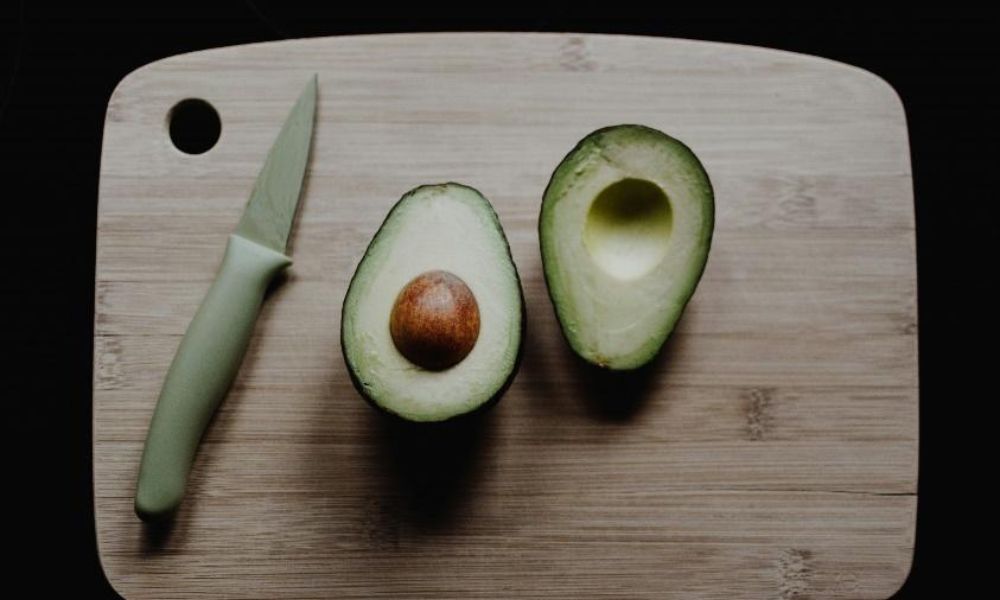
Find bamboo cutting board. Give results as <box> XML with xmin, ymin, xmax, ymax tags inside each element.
<box><xmin>94</xmin><ymin>33</ymin><xmax>917</xmax><ymax>599</ymax></box>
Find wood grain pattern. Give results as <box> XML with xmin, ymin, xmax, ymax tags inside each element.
<box><xmin>93</xmin><ymin>33</ymin><xmax>917</xmax><ymax>599</ymax></box>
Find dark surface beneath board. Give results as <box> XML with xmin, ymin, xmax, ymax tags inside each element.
<box><xmin>4</xmin><ymin>4</ymin><xmax>995</xmax><ymax>598</ymax></box>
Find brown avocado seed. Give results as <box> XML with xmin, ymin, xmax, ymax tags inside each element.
<box><xmin>389</xmin><ymin>270</ymin><xmax>480</xmax><ymax>370</ymax></box>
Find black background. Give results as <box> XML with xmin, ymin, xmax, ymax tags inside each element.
<box><xmin>4</xmin><ymin>4</ymin><xmax>995</xmax><ymax>598</ymax></box>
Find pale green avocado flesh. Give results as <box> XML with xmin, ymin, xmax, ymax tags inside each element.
<box><xmin>540</xmin><ymin>125</ymin><xmax>714</xmax><ymax>370</ymax></box>
<box><xmin>341</xmin><ymin>183</ymin><xmax>524</xmax><ymax>422</ymax></box>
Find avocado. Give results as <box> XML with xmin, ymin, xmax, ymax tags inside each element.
<box><xmin>341</xmin><ymin>183</ymin><xmax>525</xmax><ymax>422</ymax></box>
<box><xmin>539</xmin><ymin>125</ymin><xmax>714</xmax><ymax>370</ymax></box>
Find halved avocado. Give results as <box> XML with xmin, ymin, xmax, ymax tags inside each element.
<box><xmin>540</xmin><ymin>125</ymin><xmax>714</xmax><ymax>370</ymax></box>
<box><xmin>341</xmin><ymin>183</ymin><xmax>524</xmax><ymax>422</ymax></box>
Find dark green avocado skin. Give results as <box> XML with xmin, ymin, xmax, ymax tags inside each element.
<box><xmin>538</xmin><ymin>124</ymin><xmax>715</xmax><ymax>371</ymax></box>
<box><xmin>340</xmin><ymin>183</ymin><xmax>526</xmax><ymax>424</ymax></box>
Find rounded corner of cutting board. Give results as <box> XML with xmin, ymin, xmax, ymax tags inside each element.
<box><xmin>884</xmin><ymin>548</ymin><xmax>918</xmax><ymax>600</ymax></box>
<box><xmin>94</xmin><ymin>533</ymin><xmax>133</xmax><ymax>600</ymax></box>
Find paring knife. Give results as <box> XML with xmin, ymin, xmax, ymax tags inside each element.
<box><xmin>135</xmin><ymin>76</ymin><xmax>318</xmax><ymax>521</ymax></box>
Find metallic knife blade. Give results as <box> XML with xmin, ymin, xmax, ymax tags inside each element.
<box><xmin>236</xmin><ymin>74</ymin><xmax>317</xmax><ymax>253</ymax></box>
<box><xmin>134</xmin><ymin>75</ymin><xmax>318</xmax><ymax>522</ymax></box>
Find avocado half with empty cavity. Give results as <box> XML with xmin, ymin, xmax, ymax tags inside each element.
<box><xmin>540</xmin><ymin>125</ymin><xmax>714</xmax><ymax>370</ymax></box>
<box><xmin>341</xmin><ymin>183</ymin><xmax>525</xmax><ymax>422</ymax></box>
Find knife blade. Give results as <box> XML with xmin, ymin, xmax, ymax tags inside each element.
<box><xmin>135</xmin><ymin>76</ymin><xmax>318</xmax><ymax>522</ymax></box>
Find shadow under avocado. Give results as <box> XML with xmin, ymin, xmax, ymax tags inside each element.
<box><xmin>566</xmin><ymin>328</ymin><xmax>680</xmax><ymax>422</ymax></box>
<box><xmin>520</xmin><ymin>249</ymin><xmax>681</xmax><ymax>423</ymax></box>
<box><xmin>373</xmin><ymin>409</ymin><xmax>494</xmax><ymax>530</ymax></box>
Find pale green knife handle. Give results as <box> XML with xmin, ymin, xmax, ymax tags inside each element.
<box><xmin>135</xmin><ymin>234</ymin><xmax>291</xmax><ymax>521</ymax></box>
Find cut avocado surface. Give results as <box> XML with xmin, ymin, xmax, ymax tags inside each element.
<box><xmin>540</xmin><ymin>125</ymin><xmax>714</xmax><ymax>370</ymax></box>
<box><xmin>342</xmin><ymin>183</ymin><xmax>524</xmax><ymax>422</ymax></box>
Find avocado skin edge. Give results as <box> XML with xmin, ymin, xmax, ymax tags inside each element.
<box><xmin>340</xmin><ymin>182</ymin><xmax>526</xmax><ymax>424</ymax></box>
<box><xmin>538</xmin><ymin>124</ymin><xmax>716</xmax><ymax>371</ymax></box>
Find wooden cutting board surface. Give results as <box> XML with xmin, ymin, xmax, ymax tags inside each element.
<box><xmin>93</xmin><ymin>33</ymin><xmax>917</xmax><ymax>599</ymax></box>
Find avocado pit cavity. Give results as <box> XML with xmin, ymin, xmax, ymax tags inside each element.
<box><xmin>390</xmin><ymin>270</ymin><xmax>480</xmax><ymax>370</ymax></box>
<box><xmin>583</xmin><ymin>177</ymin><xmax>672</xmax><ymax>280</ymax></box>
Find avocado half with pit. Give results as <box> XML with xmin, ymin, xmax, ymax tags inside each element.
<box><xmin>341</xmin><ymin>183</ymin><xmax>524</xmax><ymax>422</ymax></box>
<box><xmin>540</xmin><ymin>125</ymin><xmax>714</xmax><ymax>370</ymax></box>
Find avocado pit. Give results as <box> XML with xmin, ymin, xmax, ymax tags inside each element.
<box><xmin>390</xmin><ymin>270</ymin><xmax>480</xmax><ymax>370</ymax></box>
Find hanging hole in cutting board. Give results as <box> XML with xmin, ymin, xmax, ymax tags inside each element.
<box><xmin>167</xmin><ymin>98</ymin><xmax>221</xmax><ymax>155</ymax></box>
